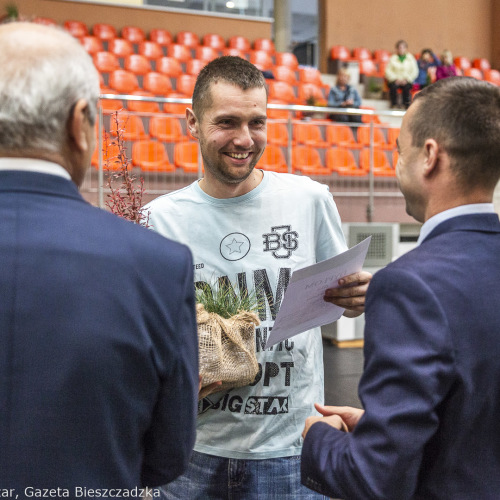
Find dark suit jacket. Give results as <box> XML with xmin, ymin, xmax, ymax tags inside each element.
<box><xmin>302</xmin><ymin>213</ymin><xmax>500</xmax><ymax>499</ymax></box>
<box><xmin>0</xmin><ymin>171</ymin><xmax>198</xmax><ymax>490</ymax></box>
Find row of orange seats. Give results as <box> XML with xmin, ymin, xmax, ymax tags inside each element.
<box><xmin>97</xmin><ymin>112</ymin><xmax>398</xmax><ymax>151</ymax></box>
<box><xmin>329</xmin><ymin>44</ymin><xmax>500</xmax><ymax>85</ymax></box>
<box><xmin>94</xmin><ymin>137</ymin><xmax>397</xmax><ymax>178</ymax></box>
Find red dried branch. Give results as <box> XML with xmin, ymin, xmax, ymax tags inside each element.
<box><xmin>102</xmin><ymin>112</ymin><xmax>150</xmax><ymax>228</ymax></box>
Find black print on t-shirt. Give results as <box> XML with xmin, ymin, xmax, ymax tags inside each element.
<box><xmin>262</xmin><ymin>225</ymin><xmax>299</xmax><ymax>259</ymax></box>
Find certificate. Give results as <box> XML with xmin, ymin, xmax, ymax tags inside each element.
<box><xmin>264</xmin><ymin>237</ymin><xmax>371</xmax><ymax>348</ymax></box>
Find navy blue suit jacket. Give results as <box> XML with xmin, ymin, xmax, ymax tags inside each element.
<box><xmin>302</xmin><ymin>213</ymin><xmax>500</xmax><ymax>499</ymax></box>
<box><xmin>0</xmin><ymin>171</ymin><xmax>198</xmax><ymax>490</ymax></box>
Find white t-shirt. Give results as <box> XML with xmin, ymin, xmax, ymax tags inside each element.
<box><xmin>146</xmin><ymin>171</ymin><xmax>347</xmax><ymax>459</ymax></box>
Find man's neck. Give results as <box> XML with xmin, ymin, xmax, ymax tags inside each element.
<box><xmin>199</xmin><ymin>169</ymin><xmax>264</xmax><ymax>199</ymax></box>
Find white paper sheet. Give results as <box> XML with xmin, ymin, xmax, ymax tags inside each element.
<box><xmin>264</xmin><ymin>237</ymin><xmax>372</xmax><ymax>349</ymax></box>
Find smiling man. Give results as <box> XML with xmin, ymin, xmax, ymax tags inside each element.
<box><xmin>146</xmin><ymin>56</ymin><xmax>371</xmax><ymax>499</ymax></box>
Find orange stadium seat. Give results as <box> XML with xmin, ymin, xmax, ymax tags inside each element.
<box><xmin>294</xmin><ymin>123</ymin><xmax>329</xmax><ymax>148</ymax></box>
<box><xmin>326</xmin><ymin>148</ymin><xmax>366</xmax><ymax>176</ymax></box>
<box><xmin>387</xmin><ymin>128</ymin><xmax>400</xmax><ymax>149</ymax></box>
<box><xmin>124</xmin><ymin>54</ymin><xmax>151</xmax><ymax>76</ymax></box>
<box><xmin>352</xmin><ymin>47</ymin><xmax>372</xmax><ymax>61</ymax></box>
<box><xmin>81</xmin><ymin>35</ymin><xmax>103</xmax><ymax>55</ymax></box>
<box><xmin>155</xmin><ymin>57</ymin><xmax>184</xmax><ymax>79</ymax></box>
<box><xmin>297</xmin><ymin>83</ymin><xmax>327</xmax><ymax>105</ymax></box>
<box><xmin>164</xmin><ymin>93</ymin><xmax>190</xmax><ymax>115</ymax></box>
<box><xmin>275</xmin><ymin>52</ymin><xmax>299</xmax><ymax>70</ymax></box>
<box><xmin>373</xmin><ymin>49</ymin><xmax>391</xmax><ymax>64</ymax></box>
<box><xmin>92</xmin><ymin>139</ymin><xmax>123</xmax><ymax>170</ymax></box>
<box><xmin>292</xmin><ymin>146</ymin><xmax>330</xmax><ymax>175</ymax></box>
<box><xmin>196</xmin><ymin>46</ymin><xmax>219</xmax><ymax>62</ymax></box>
<box><xmin>110</xmin><ymin>113</ymin><xmax>148</xmax><ymax>141</ymax></box>
<box><xmin>330</xmin><ymin>45</ymin><xmax>350</xmax><ymax>61</ymax></box>
<box><xmin>272</xmin><ymin>65</ymin><xmax>298</xmax><ymax>85</ymax></box>
<box><xmin>267</xmin><ymin>99</ymin><xmax>292</xmax><ymax>120</ymax></box>
<box><xmin>108</xmin><ymin>70</ymin><xmax>139</xmax><ymax>94</ymax></box>
<box><xmin>359</xmin><ymin>148</ymin><xmax>395</xmax><ymax>176</ymax></box>
<box><xmin>257</xmin><ymin>145</ymin><xmax>288</xmax><ymax>173</ymax></box>
<box><xmin>484</xmin><ymin>69</ymin><xmax>500</xmax><ymax>86</ymax></box>
<box><xmin>454</xmin><ymin>56</ymin><xmax>471</xmax><ymax>72</ymax></box>
<box><xmin>228</xmin><ymin>36</ymin><xmax>251</xmax><ymax>53</ymax></box>
<box><xmin>357</xmin><ymin>126</ymin><xmax>390</xmax><ymax>149</ymax></box>
<box><xmin>176</xmin><ymin>74</ymin><xmax>197</xmax><ymax>97</ymax></box>
<box><xmin>254</xmin><ymin>38</ymin><xmax>275</xmax><ymax>54</ymax></box>
<box><xmin>166</xmin><ymin>44</ymin><xmax>192</xmax><ymax>64</ymax></box>
<box><xmin>298</xmin><ymin>67</ymin><xmax>324</xmax><ymax>86</ymax></box>
<box><xmin>176</xmin><ymin>31</ymin><xmax>200</xmax><ymax>49</ymax></box>
<box><xmin>149</xmin><ymin>115</ymin><xmax>188</xmax><ymax>143</ymax></box>
<box><xmin>473</xmin><ymin>58</ymin><xmax>491</xmax><ymax>72</ymax></box>
<box><xmin>143</xmin><ymin>72</ymin><xmax>173</xmax><ymax>96</ymax></box>
<box><xmin>93</xmin><ymin>23</ymin><xmax>117</xmax><ymax>41</ymax></box>
<box><xmin>93</xmin><ymin>51</ymin><xmax>120</xmax><ymax>74</ymax></box>
<box><xmin>202</xmin><ymin>33</ymin><xmax>226</xmax><ymax>51</ymax></box>
<box><xmin>267</xmin><ymin>122</ymin><xmax>291</xmax><ymax>147</ymax></box>
<box><xmin>464</xmin><ymin>68</ymin><xmax>483</xmax><ymax>80</ymax></box>
<box><xmin>326</xmin><ymin>125</ymin><xmax>361</xmax><ymax>150</ymax></box>
<box><xmin>249</xmin><ymin>50</ymin><xmax>274</xmax><ymax>71</ymax></box>
<box><xmin>132</xmin><ymin>140</ymin><xmax>176</xmax><ymax>172</ymax></box>
<box><xmin>186</xmin><ymin>59</ymin><xmax>207</xmax><ymax>76</ymax></box>
<box><xmin>138</xmin><ymin>41</ymin><xmax>163</xmax><ymax>61</ymax></box>
<box><xmin>222</xmin><ymin>48</ymin><xmax>247</xmax><ymax>58</ymax></box>
<box><xmin>359</xmin><ymin>105</ymin><xmax>383</xmax><ymax>124</ymax></box>
<box><xmin>149</xmin><ymin>29</ymin><xmax>173</xmax><ymax>47</ymax></box>
<box><xmin>64</xmin><ymin>20</ymin><xmax>88</xmax><ymax>38</ymax></box>
<box><xmin>174</xmin><ymin>142</ymin><xmax>202</xmax><ymax>173</ymax></box>
<box><xmin>109</xmin><ymin>38</ymin><xmax>134</xmax><ymax>58</ymax></box>
<box><xmin>359</xmin><ymin>59</ymin><xmax>380</xmax><ymax>77</ymax></box>
<box><xmin>98</xmin><ymin>92</ymin><xmax>124</xmax><ymax>113</ymax></box>
<box><xmin>127</xmin><ymin>91</ymin><xmax>161</xmax><ymax>113</ymax></box>
<box><xmin>268</xmin><ymin>81</ymin><xmax>297</xmax><ymax>104</ymax></box>
<box><xmin>121</xmin><ymin>26</ymin><xmax>146</xmax><ymax>44</ymax></box>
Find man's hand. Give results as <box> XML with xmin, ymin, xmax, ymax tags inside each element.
<box><xmin>302</xmin><ymin>404</ymin><xmax>364</xmax><ymax>439</ymax></box>
<box><xmin>302</xmin><ymin>414</ymin><xmax>346</xmax><ymax>439</ymax></box>
<box><xmin>198</xmin><ymin>376</ymin><xmax>222</xmax><ymax>400</ymax></box>
<box><xmin>324</xmin><ymin>270</ymin><xmax>372</xmax><ymax>316</ymax></box>
<box><xmin>314</xmin><ymin>403</ymin><xmax>364</xmax><ymax>432</ymax></box>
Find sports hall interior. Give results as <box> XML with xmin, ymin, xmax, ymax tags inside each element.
<box><xmin>10</xmin><ymin>0</ymin><xmax>500</xmax><ymax>403</ymax></box>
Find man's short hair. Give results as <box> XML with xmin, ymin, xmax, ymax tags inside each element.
<box><xmin>411</xmin><ymin>77</ymin><xmax>500</xmax><ymax>189</ymax></box>
<box><xmin>0</xmin><ymin>22</ymin><xmax>99</xmax><ymax>154</ymax></box>
<box><xmin>192</xmin><ymin>56</ymin><xmax>267</xmax><ymax>119</ymax></box>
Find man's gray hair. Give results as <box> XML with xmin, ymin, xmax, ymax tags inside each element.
<box><xmin>0</xmin><ymin>22</ymin><xmax>100</xmax><ymax>154</ymax></box>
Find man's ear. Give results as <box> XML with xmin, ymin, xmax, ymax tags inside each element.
<box><xmin>68</xmin><ymin>99</ymin><xmax>92</xmax><ymax>154</ymax></box>
<box><xmin>186</xmin><ymin>107</ymin><xmax>199</xmax><ymax>140</ymax></box>
<box><xmin>422</xmin><ymin>138</ymin><xmax>440</xmax><ymax>177</ymax></box>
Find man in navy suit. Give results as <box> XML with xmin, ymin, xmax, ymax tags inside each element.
<box><xmin>301</xmin><ymin>76</ymin><xmax>500</xmax><ymax>499</ymax></box>
<box><xmin>0</xmin><ymin>22</ymin><xmax>198</xmax><ymax>491</ymax></box>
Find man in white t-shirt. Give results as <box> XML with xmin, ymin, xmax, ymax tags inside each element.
<box><xmin>147</xmin><ymin>56</ymin><xmax>371</xmax><ymax>499</ymax></box>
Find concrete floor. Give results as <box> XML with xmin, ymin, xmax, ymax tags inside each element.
<box><xmin>323</xmin><ymin>339</ymin><xmax>363</xmax><ymax>408</ymax></box>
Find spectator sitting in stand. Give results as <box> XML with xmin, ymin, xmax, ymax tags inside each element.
<box><xmin>328</xmin><ymin>67</ymin><xmax>362</xmax><ymax>123</ymax></box>
<box><xmin>385</xmin><ymin>40</ymin><xmax>419</xmax><ymax>109</ymax></box>
<box><xmin>414</xmin><ymin>48</ymin><xmax>440</xmax><ymax>89</ymax></box>
<box><xmin>435</xmin><ymin>49</ymin><xmax>458</xmax><ymax>81</ymax></box>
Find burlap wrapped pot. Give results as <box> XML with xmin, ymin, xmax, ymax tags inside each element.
<box><xmin>197</xmin><ymin>303</ymin><xmax>260</xmax><ymax>397</ymax></box>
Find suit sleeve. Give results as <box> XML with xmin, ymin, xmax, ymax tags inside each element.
<box><xmin>141</xmin><ymin>246</ymin><xmax>198</xmax><ymax>487</ymax></box>
<box><xmin>301</xmin><ymin>267</ymin><xmax>455</xmax><ymax>499</ymax></box>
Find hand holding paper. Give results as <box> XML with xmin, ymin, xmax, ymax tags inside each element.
<box><xmin>264</xmin><ymin>237</ymin><xmax>372</xmax><ymax>349</ymax></box>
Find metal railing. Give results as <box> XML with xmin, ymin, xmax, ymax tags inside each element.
<box><xmin>89</xmin><ymin>94</ymin><xmax>406</xmax><ymax>222</ymax></box>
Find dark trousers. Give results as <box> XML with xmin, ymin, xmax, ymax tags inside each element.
<box><xmin>388</xmin><ymin>82</ymin><xmax>413</xmax><ymax>107</ymax></box>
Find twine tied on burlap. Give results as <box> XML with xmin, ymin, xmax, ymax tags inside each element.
<box><xmin>197</xmin><ymin>303</ymin><xmax>260</xmax><ymax>397</ymax></box>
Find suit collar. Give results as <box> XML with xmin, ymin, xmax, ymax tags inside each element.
<box><xmin>0</xmin><ymin>170</ymin><xmax>84</xmax><ymax>203</ymax></box>
<box><xmin>423</xmin><ymin>212</ymin><xmax>500</xmax><ymax>244</ymax></box>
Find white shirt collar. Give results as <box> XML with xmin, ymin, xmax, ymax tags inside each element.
<box><xmin>0</xmin><ymin>158</ymin><xmax>71</xmax><ymax>180</ymax></box>
<box><xmin>417</xmin><ymin>203</ymin><xmax>496</xmax><ymax>245</ymax></box>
